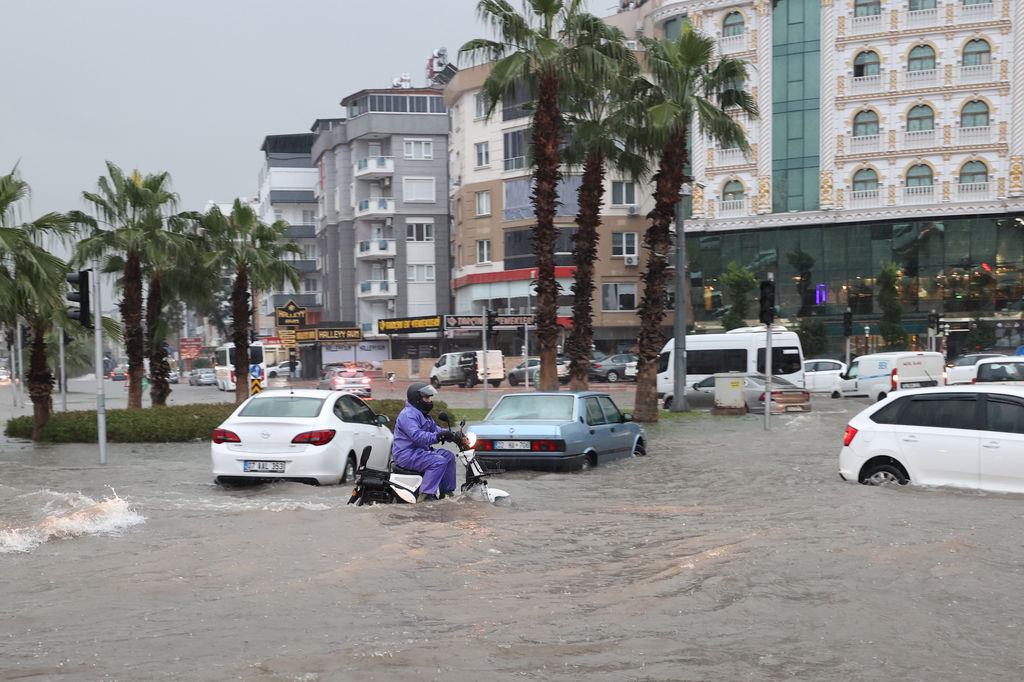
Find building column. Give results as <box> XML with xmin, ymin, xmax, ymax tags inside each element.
<box><xmin>755</xmin><ymin>0</ymin><xmax>773</xmax><ymax>214</ymax></box>
<box><xmin>1010</xmin><ymin>0</ymin><xmax>1024</xmax><ymax>197</ymax></box>
<box><xmin>819</xmin><ymin>0</ymin><xmax>838</xmax><ymax>209</ymax></box>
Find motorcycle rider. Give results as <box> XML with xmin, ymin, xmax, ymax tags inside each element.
<box><xmin>393</xmin><ymin>382</ymin><xmax>458</xmax><ymax>501</ymax></box>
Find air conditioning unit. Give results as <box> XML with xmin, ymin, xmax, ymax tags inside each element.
<box><xmin>387</xmin><ymin>300</ymin><xmax>395</xmax><ymax>311</ymax></box>
<box><xmin>624</xmin><ymin>254</ymin><xmax>639</xmax><ymax>267</ymax></box>
<box><xmin>625</xmin><ymin>40</ymin><xmax>638</xmax><ymax>51</ymax></box>
<box><xmin>626</xmin><ymin>205</ymin><xmax>638</xmax><ymax>215</ymax></box>
<box><xmin>384</xmin><ymin>217</ymin><xmax>393</xmax><ymax>227</ymax></box>
<box><xmin>381</xmin><ymin>177</ymin><xmax>391</xmax><ymax>188</ymax></box>
<box><xmin>386</xmin><ymin>258</ymin><xmax>394</xmax><ymax>268</ymax></box>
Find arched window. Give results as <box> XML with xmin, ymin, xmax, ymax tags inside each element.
<box><xmin>963</xmin><ymin>0</ymin><xmax>993</xmax><ymax>6</ymax></box>
<box><xmin>854</xmin><ymin>0</ymin><xmax>881</xmax><ymax>17</ymax></box>
<box><xmin>853</xmin><ymin>111</ymin><xmax>879</xmax><ymax>137</ymax></box>
<box><xmin>910</xmin><ymin>0</ymin><xmax>936</xmax><ymax>9</ymax></box>
<box><xmin>963</xmin><ymin>39</ymin><xmax>991</xmax><ymax>67</ymax></box>
<box><xmin>722</xmin><ymin>180</ymin><xmax>744</xmax><ymax>201</ymax></box>
<box><xmin>853</xmin><ymin>51</ymin><xmax>880</xmax><ymax>77</ymax></box>
<box><xmin>907</xmin><ymin>164</ymin><xmax>934</xmax><ymax>187</ymax></box>
<box><xmin>961</xmin><ymin>100</ymin><xmax>990</xmax><ymax>128</ymax></box>
<box><xmin>907</xmin><ymin>105</ymin><xmax>935</xmax><ymax>131</ymax></box>
<box><xmin>853</xmin><ymin>169</ymin><xmax>879</xmax><ymax>192</ymax></box>
<box><xmin>723</xmin><ymin>11</ymin><xmax>744</xmax><ymax>37</ymax></box>
<box><xmin>960</xmin><ymin>161</ymin><xmax>988</xmax><ymax>184</ymax></box>
<box><xmin>908</xmin><ymin>45</ymin><xmax>936</xmax><ymax>71</ymax></box>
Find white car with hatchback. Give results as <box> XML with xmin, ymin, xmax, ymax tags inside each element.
<box><xmin>803</xmin><ymin>358</ymin><xmax>847</xmax><ymax>392</ymax></box>
<box><xmin>839</xmin><ymin>385</ymin><xmax>1024</xmax><ymax>494</ymax></box>
<box><xmin>946</xmin><ymin>353</ymin><xmax>1006</xmax><ymax>385</ymax></box>
<box><xmin>211</xmin><ymin>389</ymin><xmax>392</xmax><ymax>485</ymax></box>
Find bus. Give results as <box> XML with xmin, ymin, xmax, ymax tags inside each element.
<box><xmin>213</xmin><ymin>341</ymin><xmax>268</xmax><ymax>392</ymax></box>
<box><xmin>656</xmin><ymin>326</ymin><xmax>805</xmax><ymax>409</ymax></box>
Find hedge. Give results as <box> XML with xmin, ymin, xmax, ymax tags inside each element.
<box><xmin>4</xmin><ymin>398</ymin><xmax>451</xmax><ymax>443</ymax></box>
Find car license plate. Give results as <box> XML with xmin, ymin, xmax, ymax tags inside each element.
<box><xmin>625</xmin><ymin>366</ymin><xmax>637</xmax><ymax>376</ymax></box>
<box><xmin>244</xmin><ymin>460</ymin><xmax>285</xmax><ymax>473</ymax></box>
<box><xmin>498</xmin><ymin>441</ymin><xmax>530</xmax><ymax>450</ymax></box>
<box><xmin>902</xmin><ymin>382</ymin><xmax>920</xmax><ymax>388</ymax></box>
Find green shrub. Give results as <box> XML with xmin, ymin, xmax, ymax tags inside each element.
<box><xmin>4</xmin><ymin>398</ymin><xmax>452</xmax><ymax>443</ymax></box>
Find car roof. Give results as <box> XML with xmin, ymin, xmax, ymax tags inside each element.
<box><xmin>248</xmin><ymin>388</ymin><xmax>338</xmax><ymax>398</ymax></box>
<box><xmin>976</xmin><ymin>356</ymin><xmax>1024</xmax><ymax>364</ymax></box>
<box><xmin>885</xmin><ymin>385</ymin><xmax>1024</xmax><ymax>398</ymax></box>
<box><xmin>498</xmin><ymin>390</ymin><xmax>611</xmax><ymax>398</ymax></box>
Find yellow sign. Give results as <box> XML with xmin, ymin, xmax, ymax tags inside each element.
<box><xmin>251</xmin><ymin>378</ymin><xmax>262</xmax><ymax>394</ymax></box>
<box><xmin>279</xmin><ymin>329</ymin><xmax>297</xmax><ymax>348</ymax></box>
<box><xmin>276</xmin><ymin>299</ymin><xmax>308</xmax><ymax>327</ymax></box>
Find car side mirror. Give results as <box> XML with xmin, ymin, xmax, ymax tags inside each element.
<box><xmin>621</xmin><ymin>412</ymin><xmax>633</xmax><ymax>422</ymax></box>
<box><xmin>376</xmin><ymin>414</ymin><xmax>390</xmax><ymax>426</ymax></box>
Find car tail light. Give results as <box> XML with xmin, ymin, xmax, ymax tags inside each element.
<box><xmin>477</xmin><ymin>439</ymin><xmax>495</xmax><ymax>451</ymax></box>
<box><xmin>758</xmin><ymin>392</ymin><xmax>766</xmax><ymax>402</ymax></box>
<box><xmin>530</xmin><ymin>440</ymin><xmax>565</xmax><ymax>452</ymax></box>
<box><xmin>891</xmin><ymin>368</ymin><xmax>898</xmax><ymax>390</ymax></box>
<box><xmin>212</xmin><ymin>428</ymin><xmax>241</xmax><ymax>444</ymax></box>
<box><xmin>592</xmin><ymin>363</ymin><xmax>603</xmax><ymax>369</ymax></box>
<box><xmin>942</xmin><ymin>369</ymin><xmax>948</xmax><ymax>385</ymax></box>
<box><xmin>361</xmin><ymin>377</ymin><xmax>371</xmax><ymax>384</ymax></box>
<box><xmin>292</xmin><ymin>429</ymin><xmax>336</xmax><ymax>446</ymax></box>
<box><xmin>843</xmin><ymin>426</ymin><xmax>858</xmax><ymax>447</ymax></box>
<box><xmin>972</xmin><ymin>377</ymin><xmax>977</xmax><ymax>384</ymax></box>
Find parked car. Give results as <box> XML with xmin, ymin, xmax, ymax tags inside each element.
<box><xmin>429</xmin><ymin>350</ymin><xmax>505</xmax><ymax>388</ymax></box>
<box><xmin>317</xmin><ymin>367</ymin><xmax>372</xmax><ymax>398</ymax></box>
<box><xmin>0</xmin><ymin>367</ymin><xmax>10</xmax><ymax>383</ymax></box>
<box><xmin>168</xmin><ymin>370</ymin><xmax>179</xmax><ymax>384</ymax></box>
<box><xmin>588</xmin><ymin>353</ymin><xmax>638</xmax><ymax>383</ymax></box>
<box><xmin>110</xmin><ymin>365</ymin><xmax>129</xmax><ymax>381</ymax></box>
<box><xmin>267</xmin><ymin>360</ymin><xmax>301</xmax><ymax>378</ymax></box>
<box><xmin>211</xmin><ymin>389</ymin><xmax>392</xmax><ymax>485</ymax></box>
<box><xmin>946</xmin><ymin>352</ymin><xmax>1006</xmax><ymax>385</ymax></box>
<box><xmin>471</xmin><ymin>391</ymin><xmax>646</xmax><ymax>472</ymax></box>
<box><xmin>839</xmin><ymin>385</ymin><xmax>1024</xmax><ymax>494</ymax></box>
<box><xmin>687</xmin><ymin>374</ymin><xmax>810</xmax><ymax>413</ymax></box>
<box><xmin>508</xmin><ymin>357</ymin><xmax>569</xmax><ymax>386</ymax></box>
<box><xmin>973</xmin><ymin>357</ymin><xmax>1024</xmax><ymax>384</ymax></box>
<box><xmin>189</xmin><ymin>368</ymin><xmax>217</xmax><ymax>386</ymax></box>
<box><xmin>803</xmin><ymin>358</ymin><xmax>847</xmax><ymax>392</ymax></box>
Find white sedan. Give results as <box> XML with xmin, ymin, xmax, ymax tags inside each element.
<box><xmin>802</xmin><ymin>358</ymin><xmax>847</xmax><ymax>392</ymax></box>
<box><xmin>211</xmin><ymin>389</ymin><xmax>392</xmax><ymax>485</ymax></box>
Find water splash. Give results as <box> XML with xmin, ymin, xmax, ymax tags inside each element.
<box><xmin>0</xmin><ymin>488</ymin><xmax>146</xmax><ymax>554</ymax></box>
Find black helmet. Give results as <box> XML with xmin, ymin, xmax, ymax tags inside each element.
<box><xmin>407</xmin><ymin>381</ymin><xmax>437</xmax><ymax>414</ymax></box>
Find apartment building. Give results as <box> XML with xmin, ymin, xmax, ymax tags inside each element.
<box><xmin>612</xmin><ymin>0</ymin><xmax>1024</xmax><ymax>354</ymax></box>
<box><xmin>444</xmin><ymin>64</ymin><xmax>651</xmax><ymax>355</ymax></box>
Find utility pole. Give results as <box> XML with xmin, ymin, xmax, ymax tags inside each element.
<box><xmin>671</xmin><ymin>193</ymin><xmax>690</xmax><ymax>412</ymax></box>
<box><xmin>92</xmin><ymin>261</ymin><xmax>107</xmax><ymax>465</ymax></box>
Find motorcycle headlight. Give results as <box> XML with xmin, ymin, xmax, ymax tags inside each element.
<box><xmin>465</xmin><ymin>431</ymin><xmax>478</xmax><ymax>448</ymax></box>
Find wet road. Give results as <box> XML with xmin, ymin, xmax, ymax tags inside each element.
<box><xmin>3</xmin><ymin>390</ymin><xmax>1024</xmax><ymax>680</ymax></box>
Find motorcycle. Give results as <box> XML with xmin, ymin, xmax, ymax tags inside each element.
<box><xmin>347</xmin><ymin>411</ymin><xmax>510</xmax><ymax>506</ymax></box>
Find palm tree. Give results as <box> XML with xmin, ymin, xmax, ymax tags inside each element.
<box><xmin>199</xmin><ymin>200</ymin><xmax>300</xmax><ymax>404</ymax></box>
<box><xmin>0</xmin><ymin>167</ymin><xmax>76</xmax><ymax>439</ymax></box>
<box><xmin>628</xmin><ymin>24</ymin><xmax>757</xmax><ymax>422</ymax></box>
<box><xmin>461</xmin><ymin>0</ymin><xmax>592</xmax><ymax>390</ymax></box>
<box><xmin>560</xmin><ymin>16</ymin><xmax>642</xmax><ymax>390</ymax></box>
<box><xmin>71</xmin><ymin>162</ymin><xmax>179</xmax><ymax>409</ymax></box>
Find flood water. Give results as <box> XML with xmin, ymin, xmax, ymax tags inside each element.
<box><xmin>3</xmin><ymin>396</ymin><xmax>1024</xmax><ymax>680</ymax></box>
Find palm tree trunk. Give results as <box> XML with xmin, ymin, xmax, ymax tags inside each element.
<box><xmin>147</xmin><ymin>274</ymin><xmax>172</xmax><ymax>406</ymax></box>
<box><xmin>532</xmin><ymin>69</ymin><xmax>563</xmax><ymax>391</ymax></box>
<box><xmin>27</xmin><ymin>330</ymin><xmax>54</xmax><ymax>441</ymax></box>
<box><xmin>232</xmin><ymin>265</ymin><xmax>251</xmax><ymax>405</ymax></box>
<box><xmin>566</xmin><ymin>147</ymin><xmax>605</xmax><ymax>391</ymax></box>
<box><xmin>122</xmin><ymin>251</ymin><xmax>146</xmax><ymax>409</ymax></box>
<box><xmin>634</xmin><ymin>129</ymin><xmax>689</xmax><ymax>422</ymax></box>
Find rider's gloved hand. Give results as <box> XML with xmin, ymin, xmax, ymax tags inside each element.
<box><xmin>436</xmin><ymin>430</ymin><xmax>457</xmax><ymax>444</ymax></box>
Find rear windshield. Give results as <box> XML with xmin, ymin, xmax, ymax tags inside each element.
<box><xmin>239</xmin><ymin>396</ymin><xmax>325</xmax><ymax>418</ymax></box>
<box><xmin>977</xmin><ymin>361</ymin><xmax>1024</xmax><ymax>382</ymax></box>
<box><xmin>487</xmin><ymin>395</ymin><xmax>576</xmax><ymax>421</ymax></box>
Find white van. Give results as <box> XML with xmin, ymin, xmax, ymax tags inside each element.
<box><xmin>429</xmin><ymin>350</ymin><xmax>505</xmax><ymax>388</ymax></box>
<box><xmin>656</xmin><ymin>326</ymin><xmax>805</xmax><ymax>410</ymax></box>
<box><xmin>832</xmin><ymin>351</ymin><xmax>946</xmax><ymax>401</ymax></box>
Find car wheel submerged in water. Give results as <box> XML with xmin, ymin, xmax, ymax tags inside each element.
<box><xmin>860</xmin><ymin>462</ymin><xmax>908</xmax><ymax>486</ymax></box>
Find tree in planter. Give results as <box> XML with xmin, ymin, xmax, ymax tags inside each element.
<box><xmin>720</xmin><ymin>262</ymin><xmax>757</xmax><ymax>330</ymax></box>
<box><xmin>797</xmin><ymin>318</ymin><xmax>828</xmax><ymax>358</ymax></box>
<box><xmin>964</xmin><ymin>315</ymin><xmax>996</xmax><ymax>352</ymax></box>
<box><xmin>877</xmin><ymin>261</ymin><xmax>907</xmax><ymax>350</ymax></box>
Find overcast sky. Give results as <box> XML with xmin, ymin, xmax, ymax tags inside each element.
<box><xmin>2</xmin><ymin>0</ymin><xmax>596</xmax><ymax>221</ymax></box>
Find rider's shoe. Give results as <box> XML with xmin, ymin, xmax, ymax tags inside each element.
<box><xmin>439</xmin><ymin>489</ymin><xmax>455</xmax><ymax>499</ymax></box>
<box><xmin>417</xmin><ymin>492</ymin><xmax>439</xmax><ymax>503</ymax></box>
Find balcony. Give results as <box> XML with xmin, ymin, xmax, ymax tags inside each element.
<box><xmin>850</xmin><ymin>74</ymin><xmax>884</xmax><ymax>95</ymax></box>
<box><xmin>957</xmin><ymin>125</ymin><xmax>992</xmax><ymax>145</ymax></box>
<box><xmin>849</xmin><ymin>13</ymin><xmax>882</xmax><ymax>36</ymax></box>
<box><xmin>717</xmin><ymin>197</ymin><xmax>750</xmax><ymax>218</ymax></box>
<box><xmin>903</xmin><ymin>129</ymin><xmax>936</xmax><ymax>149</ymax></box>
<box><xmin>956</xmin><ymin>182</ymin><xmax>993</xmax><ymax>201</ymax></box>
<box><xmin>849</xmin><ymin>189</ymin><xmax>881</xmax><ymax>209</ymax></box>
<box><xmin>906</xmin><ymin>7</ymin><xmax>939</xmax><ymax>29</ymax></box>
<box><xmin>356</xmin><ymin>239</ymin><xmax>397</xmax><ymax>261</ymax></box>
<box><xmin>902</xmin><ymin>185</ymin><xmax>935</xmax><ymax>205</ymax></box>
<box><xmin>283</xmin><ymin>223</ymin><xmax>316</xmax><ymax>239</ymax></box>
<box><xmin>282</xmin><ymin>258</ymin><xmax>318</xmax><ymax>274</ymax></box>
<box><xmin>959</xmin><ymin>63</ymin><xmax>994</xmax><ymax>85</ymax></box>
<box><xmin>849</xmin><ymin>134</ymin><xmax>881</xmax><ymax>154</ymax></box>
<box><xmin>715</xmin><ymin>147</ymin><xmax>747</xmax><ymax>166</ymax></box>
<box><xmin>903</xmin><ymin>69</ymin><xmax>938</xmax><ymax>89</ymax></box>
<box><xmin>718</xmin><ymin>31</ymin><xmax>749</xmax><ymax>55</ymax></box>
<box><xmin>354</xmin><ymin>156</ymin><xmax>394</xmax><ymax>180</ymax></box>
<box><xmin>960</xmin><ymin>1</ymin><xmax>994</xmax><ymax>22</ymax></box>
<box><xmin>270</xmin><ymin>292</ymin><xmax>321</xmax><ymax>308</ymax></box>
<box><xmin>355</xmin><ymin>197</ymin><xmax>395</xmax><ymax>218</ymax></box>
<box><xmin>358</xmin><ymin>280</ymin><xmax>396</xmax><ymax>300</ymax></box>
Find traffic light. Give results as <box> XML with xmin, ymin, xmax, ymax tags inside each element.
<box><xmin>843</xmin><ymin>309</ymin><xmax>853</xmax><ymax>337</ymax></box>
<box><xmin>3</xmin><ymin>330</ymin><xmax>11</xmax><ymax>349</ymax></box>
<box><xmin>66</xmin><ymin>269</ymin><xmax>92</xmax><ymax>329</ymax></box>
<box><xmin>927</xmin><ymin>311</ymin><xmax>939</xmax><ymax>332</ymax></box>
<box><xmin>758</xmin><ymin>280</ymin><xmax>775</xmax><ymax>325</ymax></box>
<box><xmin>21</xmin><ymin>327</ymin><xmax>31</xmax><ymax>346</ymax></box>
<box><xmin>486</xmin><ymin>309</ymin><xmax>496</xmax><ymax>334</ymax></box>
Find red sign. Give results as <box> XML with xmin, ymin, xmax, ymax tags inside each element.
<box><xmin>179</xmin><ymin>337</ymin><xmax>203</xmax><ymax>359</ymax></box>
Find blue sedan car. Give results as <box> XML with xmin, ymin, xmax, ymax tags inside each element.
<box><xmin>471</xmin><ymin>391</ymin><xmax>646</xmax><ymax>472</ymax></box>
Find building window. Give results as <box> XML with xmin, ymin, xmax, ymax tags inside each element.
<box><xmin>403</xmin><ymin>178</ymin><xmax>435</xmax><ymax>202</ymax></box>
<box><xmin>474</xmin><ymin>92</ymin><xmax>487</xmax><ymax>118</ymax></box>
<box><xmin>406</xmin><ymin>264</ymin><xmax>436</xmax><ymax>282</ymax></box>
<box><xmin>602</xmin><ymin>283</ymin><xmax>637</xmax><ymax>311</ymax></box>
<box><xmin>908</xmin><ymin>45</ymin><xmax>936</xmax><ymax>72</ymax></box>
<box><xmin>503</xmin><ymin>129</ymin><xmax>528</xmax><ymax>171</ymax></box>
<box><xmin>960</xmin><ymin>161</ymin><xmax>988</xmax><ymax>184</ymax></box>
<box><xmin>854</xmin><ymin>0</ymin><xmax>881</xmax><ymax>16</ymax></box>
<box><xmin>611</xmin><ymin>181</ymin><xmax>636</xmax><ymax>206</ymax></box>
<box><xmin>853</xmin><ymin>110</ymin><xmax>879</xmax><ymax>137</ymax></box>
<box><xmin>476</xmin><ymin>190</ymin><xmax>491</xmax><ymax>216</ymax></box>
<box><xmin>853</xmin><ymin>168</ymin><xmax>878</xmax><ymax>192</ymax></box>
<box><xmin>722</xmin><ymin>11</ymin><xmax>744</xmax><ymax>36</ymax></box>
<box><xmin>403</xmin><ymin>139</ymin><xmax>433</xmax><ymax>160</ymax></box>
<box><xmin>910</xmin><ymin>0</ymin><xmax>936</xmax><ymax>9</ymax></box>
<box><xmin>611</xmin><ymin>232</ymin><xmax>638</xmax><ymax>257</ymax></box>
<box><xmin>907</xmin><ymin>104</ymin><xmax>934</xmax><ymax>131</ymax></box>
<box><xmin>962</xmin><ymin>0</ymin><xmax>992</xmax><ymax>5</ymax></box>
<box><xmin>963</xmin><ymin>39</ymin><xmax>991</xmax><ymax>66</ymax></box>
<box><xmin>722</xmin><ymin>180</ymin><xmax>744</xmax><ymax>201</ymax></box>
<box><xmin>476</xmin><ymin>239</ymin><xmax>491</xmax><ymax>264</ymax></box>
<box><xmin>301</xmin><ymin>209</ymin><xmax>315</xmax><ymax>224</ymax></box>
<box><xmin>907</xmin><ymin>164</ymin><xmax>934</xmax><ymax>187</ymax></box>
<box><xmin>407</xmin><ymin>222</ymin><xmax>433</xmax><ymax>242</ymax></box>
<box><xmin>961</xmin><ymin>100</ymin><xmax>990</xmax><ymax>128</ymax></box>
<box><xmin>853</xmin><ymin>51</ymin><xmax>880</xmax><ymax>77</ymax></box>
<box><xmin>303</xmin><ymin>278</ymin><xmax>319</xmax><ymax>292</ymax></box>
<box><xmin>475</xmin><ymin>142</ymin><xmax>490</xmax><ymax>167</ymax></box>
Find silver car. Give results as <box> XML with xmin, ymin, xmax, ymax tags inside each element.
<box><xmin>317</xmin><ymin>367</ymin><xmax>372</xmax><ymax>399</ymax></box>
